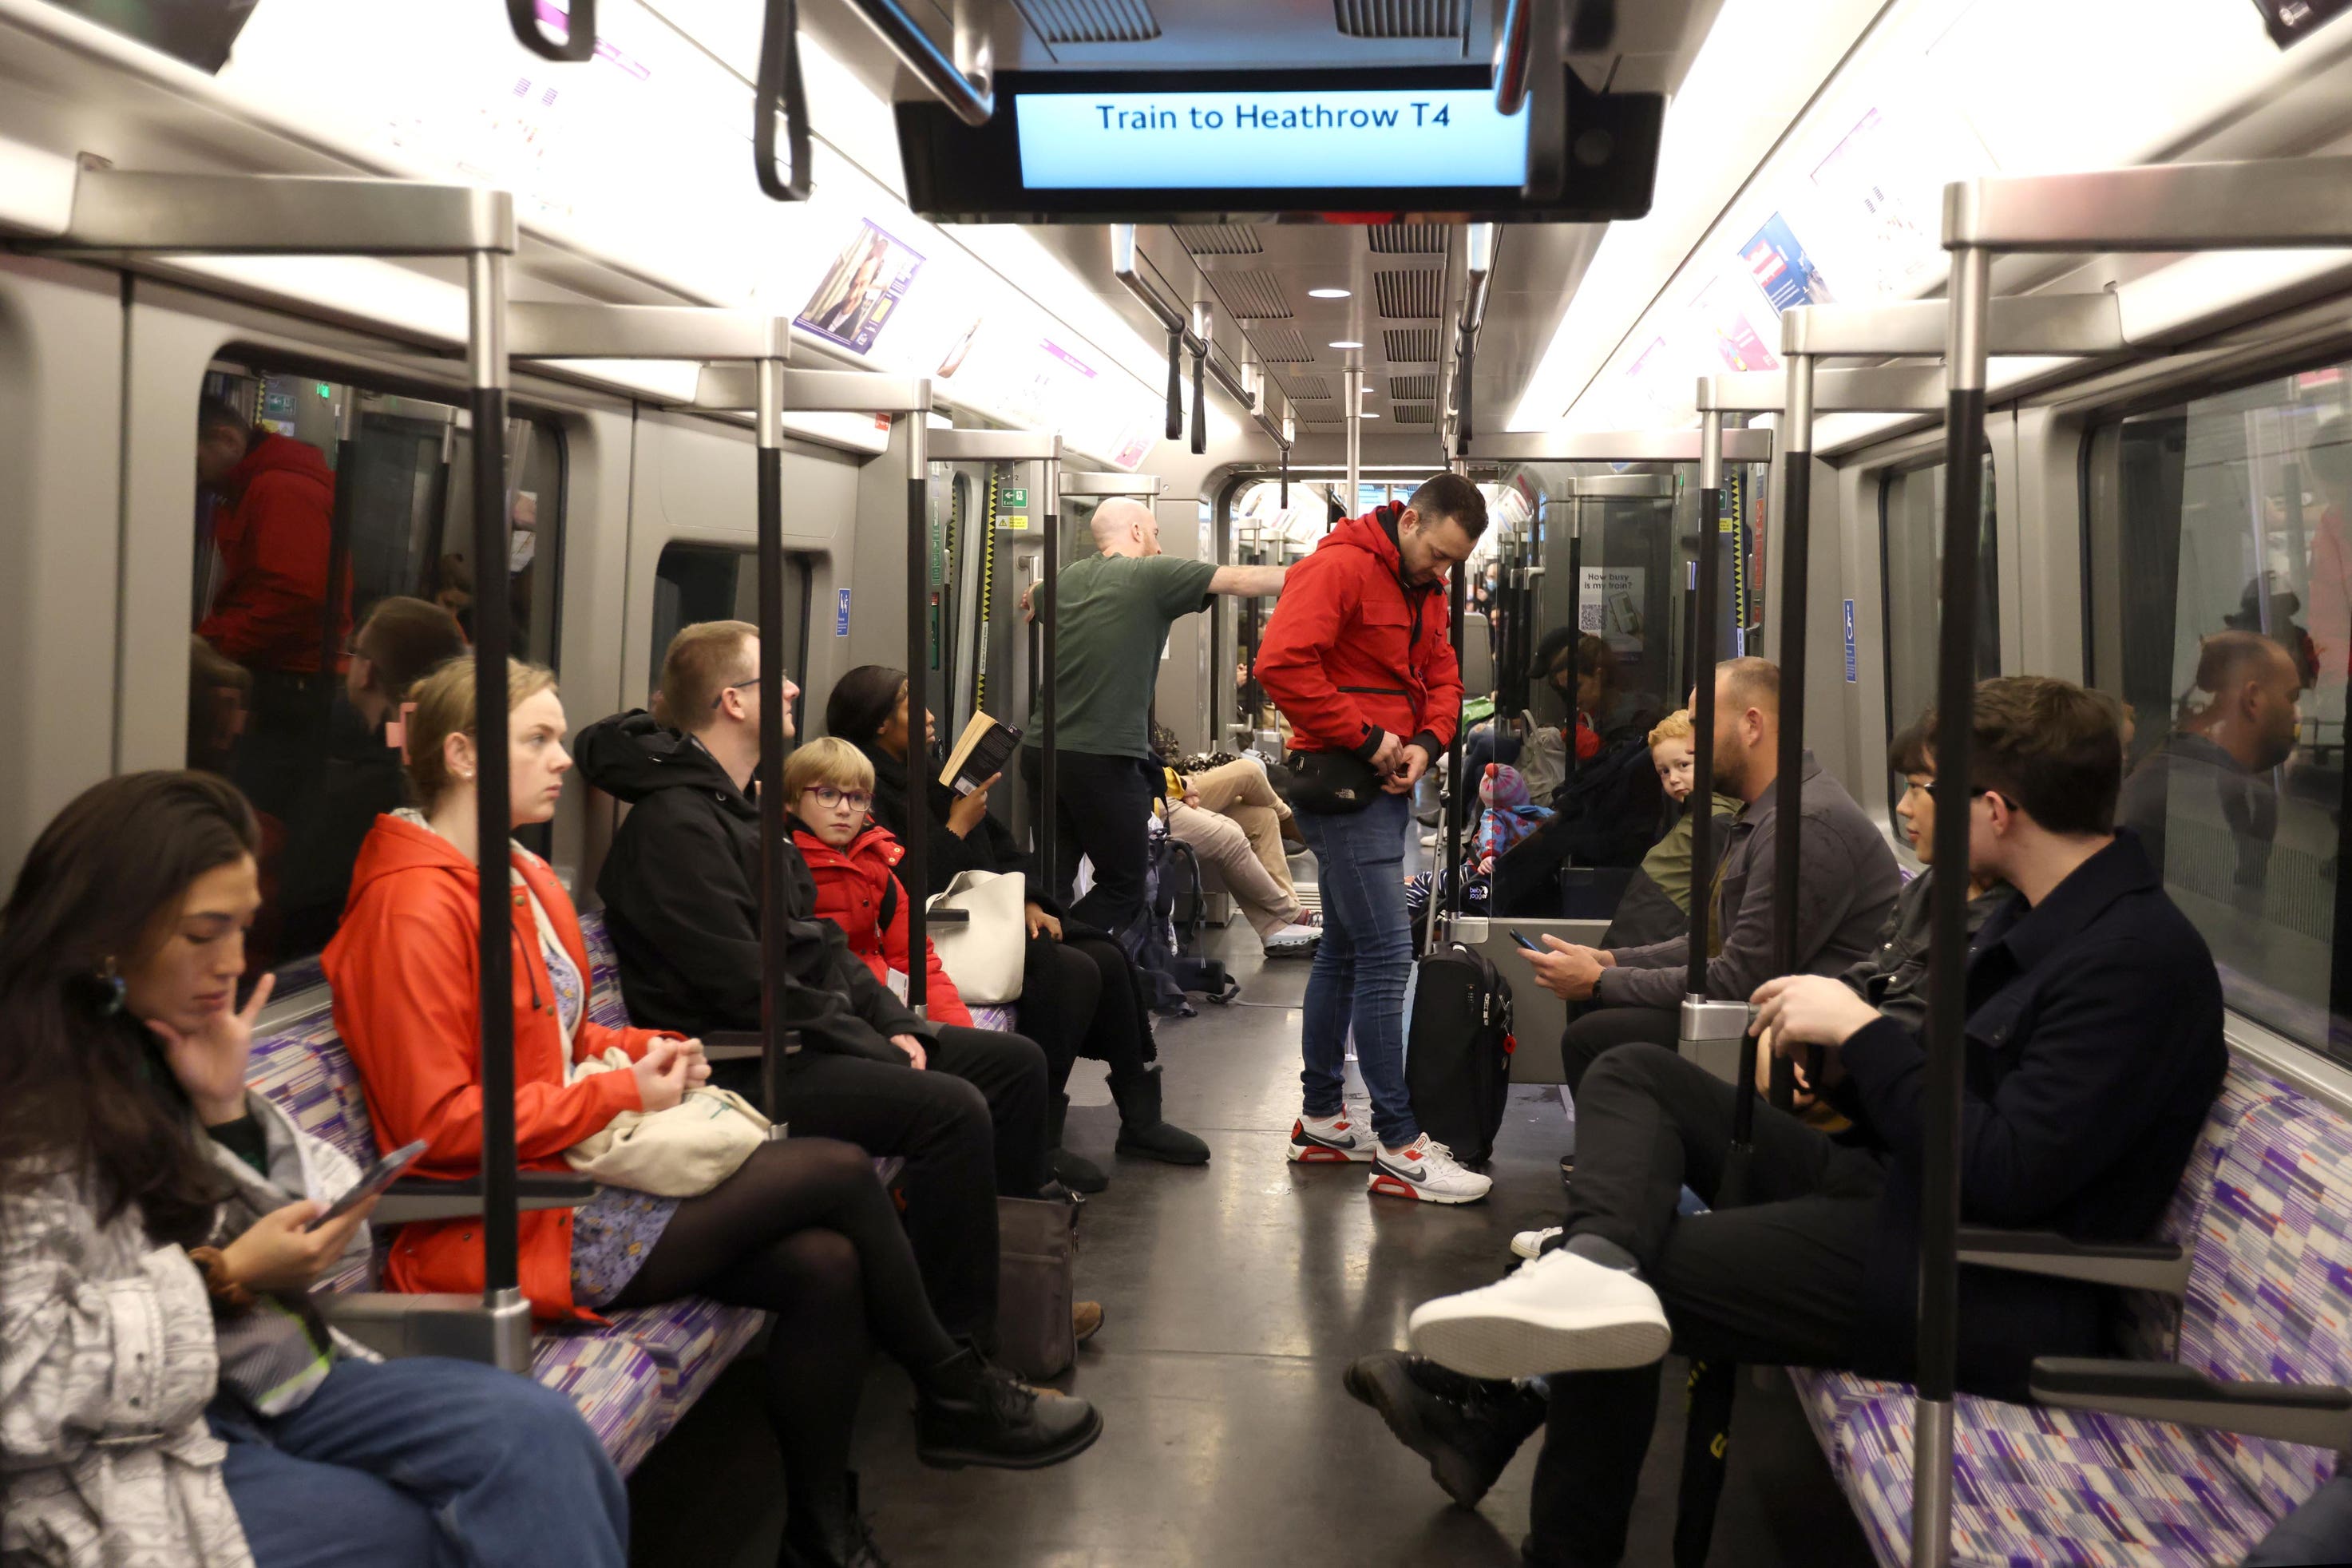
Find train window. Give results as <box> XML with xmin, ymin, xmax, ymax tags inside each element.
<box><xmin>188</xmin><ymin>366</ymin><xmax>564</xmax><ymax>971</ymax></box>
<box><xmin>647</xmin><ymin>542</ymin><xmax>814</xmax><ymax>737</ymax></box>
<box><xmin>1879</xmin><ymin>453</ymin><xmax>1999</xmax><ymax>816</ymax></box>
<box><xmin>2086</xmin><ymin>366</ymin><xmax>2352</xmax><ymax>1057</ymax></box>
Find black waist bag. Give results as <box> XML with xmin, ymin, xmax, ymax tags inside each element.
<box><xmin>1284</xmin><ymin>749</ymin><xmax>1380</xmax><ymax>814</ymax></box>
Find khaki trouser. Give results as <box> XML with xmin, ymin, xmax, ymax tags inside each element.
<box><xmin>1166</xmin><ymin>757</ymin><xmax>1302</xmax><ymax>938</ymax></box>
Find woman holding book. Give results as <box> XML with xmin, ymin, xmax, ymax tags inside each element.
<box><xmin>826</xmin><ymin>665</ymin><xmax>1209</xmax><ymax>1189</ymax></box>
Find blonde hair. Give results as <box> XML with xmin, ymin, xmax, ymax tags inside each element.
<box><xmin>1648</xmin><ymin>708</ymin><xmax>1696</xmax><ymax>747</ymax></box>
<box><xmin>782</xmin><ymin>736</ymin><xmax>875</xmax><ymax>802</ymax></box>
<box><xmin>404</xmin><ymin>656</ymin><xmax>560</xmax><ymax>809</ymax></box>
<box><xmin>656</xmin><ymin>620</ymin><xmax>758</xmax><ymax>731</ymax></box>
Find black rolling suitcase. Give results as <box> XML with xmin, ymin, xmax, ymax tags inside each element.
<box><xmin>1404</xmin><ymin>941</ymin><xmax>1515</xmax><ymax>1166</ymax></box>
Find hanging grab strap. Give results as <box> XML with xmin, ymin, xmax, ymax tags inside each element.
<box><xmin>755</xmin><ymin>0</ymin><xmax>814</xmax><ymax>201</ymax></box>
<box><xmin>507</xmin><ymin>0</ymin><xmax>596</xmax><ymax>63</ymax></box>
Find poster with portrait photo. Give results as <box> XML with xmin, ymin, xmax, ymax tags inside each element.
<box><xmin>796</xmin><ymin>220</ymin><xmax>927</xmax><ymax>355</ymax></box>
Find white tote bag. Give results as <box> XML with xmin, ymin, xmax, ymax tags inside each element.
<box><xmin>925</xmin><ymin>869</ymin><xmax>1028</xmax><ymax>1004</ymax></box>
<box><xmin>564</xmin><ymin>1049</ymin><xmax>771</xmax><ymax>1197</ymax></box>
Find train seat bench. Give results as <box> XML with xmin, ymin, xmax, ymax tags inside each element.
<box><xmin>1789</xmin><ymin>1051</ymin><xmax>2350</xmax><ymax>1566</ymax></box>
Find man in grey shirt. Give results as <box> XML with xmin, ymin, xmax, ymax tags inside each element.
<box><xmin>1517</xmin><ymin>657</ymin><xmax>1902</xmax><ymax>1092</ymax></box>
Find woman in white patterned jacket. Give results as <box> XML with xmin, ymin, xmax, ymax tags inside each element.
<box><xmin>0</xmin><ymin>770</ymin><xmax>627</xmax><ymax>1568</ymax></box>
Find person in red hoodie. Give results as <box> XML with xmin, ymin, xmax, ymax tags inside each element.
<box><xmin>196</xmin><ymin>397</ymin><xmax>351</xmax><ymax>678</ymax></box>
<box><xmin>787</xmin><ymin>737</ymin><xmax>976</xmax><ymax>1030</ymax></box>
<box><xmin>1254</xmin><ymin>472</ymin><xmax>1494</xmax><ymax>1207</ymax></box>
<box><xmin>324</xmin><ymin>656</ymin><xmax>1099</xmax><ymax>1567</ymax></box>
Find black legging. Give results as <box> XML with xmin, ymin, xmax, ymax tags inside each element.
<box><xmin>1016</xmin><ymin>932</ymin><xmax>1149</xmax><ymax>1094</ymax></box>
<box><xmin>608</xmin><ymin>1137</ymin><xmax>961</xmax><ymax>1515</ymax></box>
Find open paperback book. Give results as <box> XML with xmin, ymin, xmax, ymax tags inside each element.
<box><xmin>940</xmin><ymin>710</ymin><xmax>1022</xmax><ymax>797</ymax></box>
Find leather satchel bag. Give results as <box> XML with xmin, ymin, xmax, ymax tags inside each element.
<box><xmin>566</xmin><ymin>1048</ymin><xmax>771</xmax><ymax>1197</ymax></box>
<box><xmin>925</xmin><ymin>869</ymin><xmax>1027</xmax><ymax>1004</ymax></box>
<box><xmin>995</xmin><ymin>1192</ymin><xmax>1080</xmax><ymax>1380</ymax></box>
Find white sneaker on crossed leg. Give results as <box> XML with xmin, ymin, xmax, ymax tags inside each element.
<box><xmin>1407</xmin><ymin>1249</ymin><xmax>1671</xmax><ymax>1379</ymax></box>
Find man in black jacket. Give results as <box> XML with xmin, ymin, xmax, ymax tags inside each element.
<box><xmin>577</xmin><ymin>621</ymin><xmax>1059</xmax><ymax>1351</ymax></box>
<box><xmin>1384</xmin><ymin>676</ymin><xmax>2225</xmax><ymax>1566</ymax></box>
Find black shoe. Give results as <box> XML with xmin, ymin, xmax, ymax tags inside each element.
<box><xmin>915</xmin><ymin>1349</ymin><xmax>1104</xmax><ymax>1471</ymax></box>
<box><xmin>1110</xmin><ymin>1065</ymin><xmax>1211</xmax><ymax>1165</ymax></box>
<box><xmin>1343</xmin><ymin>1350</ymin><xmax>1547</xmax><ymax>1509</ymax></box>
<box><xmin>779</xmin><ymin>1473</ymin><xmax>890</xmax><ymax>1568</ymax></box>
<box><xmin>1046</xmin><ymin>1092</ymin><xmax>1110</xmax><ymax>1193</ymax></box>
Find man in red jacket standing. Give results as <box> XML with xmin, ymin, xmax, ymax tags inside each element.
<box><xmin>1256</xmin><ymin>472</ymin><xmax>1492</xmax><ymax>1205</ymax></box>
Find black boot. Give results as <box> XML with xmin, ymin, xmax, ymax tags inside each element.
<box><xmin>1110</xmin><ymin>1065</ymin><xmax>1210</xmax><ymax>1165</ymax></box>
<box><xmin>914</xmin><ymin>1347</ymin><xmax>1103</xmax><ymax>1470</ymax></box>
<box><xmin>1343</xmin><ymin>1350</ymin><xmax>1548</xmax><ymax>1509</ymax></box>
<box><xmin>1045</xmin><ymin>1091</ymin><xmax>1108</xmax><ymax>1194</ymax></box>
<box><xmin>779</xmin><ymin>1472</ymin><xmax>890</xmax><ymax>1568</ymax></box>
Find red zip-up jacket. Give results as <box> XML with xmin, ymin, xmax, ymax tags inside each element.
<box><xmin>793</xmin><ymin>820</ymin><xmax>974</xmax><ymax>1028</ymax></box>
<box><xmin>199</xmin><ymin>432</ymin><xmax>351</xmax><ymax>673</ymax></box>
<box><xmin>1254</xmin><ymin>505</ymin><xmax>1463</xmax><ymax>762</ymax></box>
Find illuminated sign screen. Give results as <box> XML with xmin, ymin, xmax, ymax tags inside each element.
<box><xmin>899</xmin><ymin>69</ymin><xmax>1662</xmax><ymax>224</ymax></box>
<box><xmin>1014</xmin><ymin>89</ymin><xmax>1528</xmax><ymax>191</ymax></box>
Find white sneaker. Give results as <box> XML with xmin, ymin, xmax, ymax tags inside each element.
<box><xmin>1407</xmin><ymin>1250</ymin><xmax>1671</xmax><ymax>1379</ymax></box>
<box><xmin>1419</xmin><ymin>831</ymin><xmax>1440</xmax><ymax>849</ymax></box>
<box><xmin>1289</xmin><ymin>1109</ymin><xmax>1376</xmax><ymax>1163</ymax></box>
<box><xmin>1263</xmin><ymin>923</ymin><xmax>1321</xmax><ymax>958</ymax></box>
<box><xmin>1511</xmin><ymin>1226</ymin><xmax>1564</xmax><ymax>1261</ymax></box>
<box><xmin>1368</xmin><ymin>1134</ymin><xmax>1494</xmax><ymax>1206</ymax></box>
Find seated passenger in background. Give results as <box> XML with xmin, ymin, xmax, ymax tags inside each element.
<box><xmin>829</xmin><ymin>663</ymin><xmax>1210</xmax><ymax>1190</ymax></box>
<box><xmin>579</xmin><ymin>622</ymin><xmax>1064</xmax><ymax>1352</ymax></box>
<box><xmin>1393</xmin><ymin>676</ymin><xmax>2227</xmax><ymax>1568</ymax></box>
<box><xmin>1160</xmin><ymin>751</ymin><xmax>1321</xmax><ymax>960</ymax></box>
<box><xmin>328</xmin><ymin>657</ymin><xmax>1099</xmax><ymax>1568</ymax></box>
<box><xmin>1593</xmin><ymin>708</ymin><xmax>1741</xmax><ymax>951</ymax></box>
<box><xmin>276</xmin><ymin>596</ymin><xmax>467</xmax><ymax>953</ymax></box>
<box><xmin>1519</xmin><ymin>658</ymin><xmax>1900</xmax><ymax>1092</ymax></box>
<box><xmin>1472</xmin><ymin>762</ymin><xmax>1551</xmax><ymax>873</ymax></box>
<box><xmin>0</xmin><ymin>770</ymin><xmax>626</xmax><ymax>1568</ymax></box>
<box><xmin>2116</xmin><ymin>628</ymin><xmax>2303</xmax><ymax>906</ymax></box>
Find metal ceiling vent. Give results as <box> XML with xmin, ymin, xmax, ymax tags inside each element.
<box><xmin>1173</xmin><ymin>224</ymin><xmax>1262</xmax><ymax>255</ymax></box>
<box><xmin>1384</xmin><ymin>327</ymin><xmax>1440</xmax><ymax>362</ymax></box>
<box><xmin>1368</xmin><ymin>224</ymin><xmax>1447</xmax><ymax>255</ymax></box>
<box><xmin>1373</xmin><ymin>269</ymin><xmax>1443</xmax><ymax>319</ymax></box>
<box><xmin>1281</xmin><ymin>374</ymin><xmax>1334</xmax><ymax>401</ymax></box>
<box><xmin>1214</xmin><ymin>271</ymin><xmax>1294</xmax><ymax>319</ymax></box>
<box><xmin>1250</xmin><ymin>323</ymin><xmax>1317</xmax><ymax>362</ymax></box>
<box><xmin>1387</xmin><ymin>373</ymin><xmax>1437</xmax><ymax>400</ymax></box>
<box><xmin>1392</xmin><ymin>402</ymin><xmax>1435</xmax><ymax>425</ymax></box>
<box><xmin>1333</xmin><ymin>0</ymin><xmax>1467</xmax><ymax>39</ymax></box>
<box><xmin>1016</xmin><ymin>0</ymin><xmax>1162</xmax><ymax>44</ymax></box>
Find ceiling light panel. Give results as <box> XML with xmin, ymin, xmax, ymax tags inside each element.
<box><xmin>1373</xmin><ymin>270</ymin><xmax>1443</xmax><ymax>319</ymax></box>
<box><xmin>1332</xmin><ymin>0</ymin><xmax>1467</xmax><ymax>40</ymax></box>
<box><xmin>1213</xmin><ymin>270</ymin><xmax>1296</xmax><ymax>319</ymax></box>
<box><xmin>1172</xmin><ymin>224</ymin><xmax>1263</xmax><ymax>255</ymax></box>
<box><xmin>1368</xmin><ymin>224</ymin><xmax>1449</xmax><ymax>255</ymax></box>
<box><xmin>1016</xmin><ymin>0</ymin><xmax>1162</xmax><ymax>44</ymax></box>
<box><xmin>1384</xmin><ymin>327</ymin><xmax>1440</xmax><ymax>361</ymax></box>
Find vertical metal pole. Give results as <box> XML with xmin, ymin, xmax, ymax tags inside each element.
<box><xmin>1039</xmin><ymin>457</ymin><xmax>1060</xmax><ymax>896</ymax></box>
<box><xmin>1914</xmin><ymin>244</ymin><xmax>1991</xmax><ymax>1568</ymax></box>
<box><xmin>1767</xmin><ymin>356</ymin><xmax>1816</xmax><ymax>1115</ymax></box>
<box><xmin>316</xmin><ymin>394</ymin><xmax>359</xmax><ymax>723</ymax></box>
<box><xmin>1344</xmin><ymin>366</ymin><xmax>1364</xmax><ymax>509</ymax></box>
<box><xmin>755</xmin><ymin>358</ymin><xmax>790</xmax><ymax>1129</ymax></box>
<box><xmin>466</xmin><ymin>250</ymin><xmax>525</xmax><ymax>1365</ymax></box>
<box><xmin>1563</xmin><ymin>502</ymin><xmax>1583</xmax><ymax>794</ymax></box>
<box><xmin>1443</xmin><ymin>558</ymin><xmax>1467</xmax><ymax>920</ymax></box>
<box><xmin>1687</xmin><ymin>410</ymin><xmax>1724</xmax><ymax>1000</ymax></box>
<box><xmin>905</xmin><ymin>415</ymin><xmax>930</xmax><ymax>1015</ymax></box>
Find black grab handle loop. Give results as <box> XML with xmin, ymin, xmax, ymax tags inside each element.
<box><xmin>508</xmin><ymin>0</ymin><xmax>596</xmax><ymax>63</ymax></box>
<box><xmin>755</xmin><ymin>0</ymin><xmax>814</xmax><ymax>201</ymax></box>
<box><xmin>1190</xmin><ymin>341</ymin><xmax>1208</xmax><ymax>456</ymax></box>
<box><xmin>1166</xmin><ymin>331</ymin><xmax>1185</xmax><ymax>441</ymax></box>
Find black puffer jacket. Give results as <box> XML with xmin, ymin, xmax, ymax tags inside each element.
<box><xmin>575</xmin><ymin>711</ymin><xmax>925</xmax><ymax>1060</ymax></box>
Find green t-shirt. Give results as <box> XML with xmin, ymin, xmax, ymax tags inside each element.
<box><xmin>1024</xmin><ymin>551</ymin><xmax>1218</xmax><ymax>760</ymax></box>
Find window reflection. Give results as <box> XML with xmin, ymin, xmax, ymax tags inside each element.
<box><xmin>1880</xmin><ymin>453</ymin><xmax>2000</xmax><ymax>818</ymax></box>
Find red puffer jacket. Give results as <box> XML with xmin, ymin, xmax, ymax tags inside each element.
<box><xmin>1253</xmin><ymin>505</ymin><xmax>1463</xmax><ymax>762</ymax></box>
<box><xmin>793</xmin><ymin>821</ymin><xmax>973</xmax><ymax>1028</ymax></box>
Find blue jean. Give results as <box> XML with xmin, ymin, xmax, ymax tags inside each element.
<box><xmin>1297</xmin><ymin>790</ymin><xmax>1417</xmax><ymax>1147</ymax></box>
<box><xmin>2246</xmin><ymin>1473</ymin><xmax>2352</xmax><ymax>1566</ymax></box>
<box><xmin>211</xmin><ymin>1356</ymin><xmax>628</xmax><ymax>1568</ymax></box>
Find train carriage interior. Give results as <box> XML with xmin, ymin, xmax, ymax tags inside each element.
<box><xmin>13</xmin><ymin>0</ymin><xmax>2352</xmax><ymax>1564</ymax></box>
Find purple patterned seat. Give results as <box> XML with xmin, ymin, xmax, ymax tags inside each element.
<box><xmin>529</xmin><ymin>1327</ymin><xmax>668</xmax><ymax>1476</ymax></box>
<box><xmin>971</xmin><ymin>1002</ymin><xmax>1019</xmax><ymax>1034</ymax></box>
<box><xmin>1794</xmin><ymin>1056</ymin><xmax>2348</xmax><ymax>1566</ymax></box>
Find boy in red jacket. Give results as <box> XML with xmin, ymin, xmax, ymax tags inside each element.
<box><xmin>1255</xmin><ymin>472</ymin><xmax>1493</xmax><ymax>1206</ymax></box>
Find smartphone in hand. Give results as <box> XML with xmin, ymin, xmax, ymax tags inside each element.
<box><xmin>309</xmin><ymin>1139</ymin><xmax>428</xmax><ymax>1229</ymax></box>
<box><xmin>1509</xmin><ymin>929</ymin><xmax>1542</xmax><ymax>952</ymax></box>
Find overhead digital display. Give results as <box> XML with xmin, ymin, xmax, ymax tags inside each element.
<box><xmin>1014</xmin><ymin>89</ymin><xmax>1528</xmax><ymax>192</ymax></box>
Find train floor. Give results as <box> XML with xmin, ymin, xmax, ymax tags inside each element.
<box><xmin>629</xmin><ymin>915</ymin><xmax>1879</xmax><ymax>1568</ymax></box>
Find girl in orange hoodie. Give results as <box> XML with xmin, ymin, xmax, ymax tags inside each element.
<box><xmin>325</xmin><ymin>658</ymin><xmax>1099</xmax><ymax>1567</ymax></box>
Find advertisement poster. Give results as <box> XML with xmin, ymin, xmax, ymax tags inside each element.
<box><xmin>1740</xmin><ymin>213</ymin><xmax>1832</xmax><ymax>315</ymax></box>
<box><xmin>1803</xmin><ymin>100</ymin><xmax>1989</xmax><ymax>303</ymax></box>
<box><xmin>1577</xmin><ymin>566</ymin><xmax>1646</xmax><ymax>643</ymax></box>
<box><xmin>797</xmin><ymin>219</ymin><xmax>927</xmax><ymax>355</ymax></box>
<box><xmin>1687</xmin><ymin>275</ymin><xmax>1780</xmax><ymax>374</ymax></box>
<box><xmin>1624</xmin><ymin>334</ymin><xmax>1694</xmax><ymax>419</ymax></box>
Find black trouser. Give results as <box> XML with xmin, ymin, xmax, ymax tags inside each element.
<box><xmin>715</xmin><ymin>1025</ymin><xmax>1048</xmax><ymax>1340</ymax></box>
<box><xmin>1558</xmin><ymin>1004</ymin><xmax>1681</xmax><ymax>1097</ymax></box>
<box><xmin>1527</xmin><ymin>1043</ymin><xmax>1886</xmax><ymax>1567</ymax></box>
<box><xmin>1021</xmin><ymin>746</ymin><xmax>1156</xmax><ymax>935</ymax></box>
<box><xmin>1016</xmin><ymin>932</ymin><xmax>1152</xmax><ymax>1100</ymax></box>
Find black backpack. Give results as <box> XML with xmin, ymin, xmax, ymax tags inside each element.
<box><xmin>1404</xmin><ymin>940</ymin><xmax>1515</xmax><ymax>1166</ymax></box>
